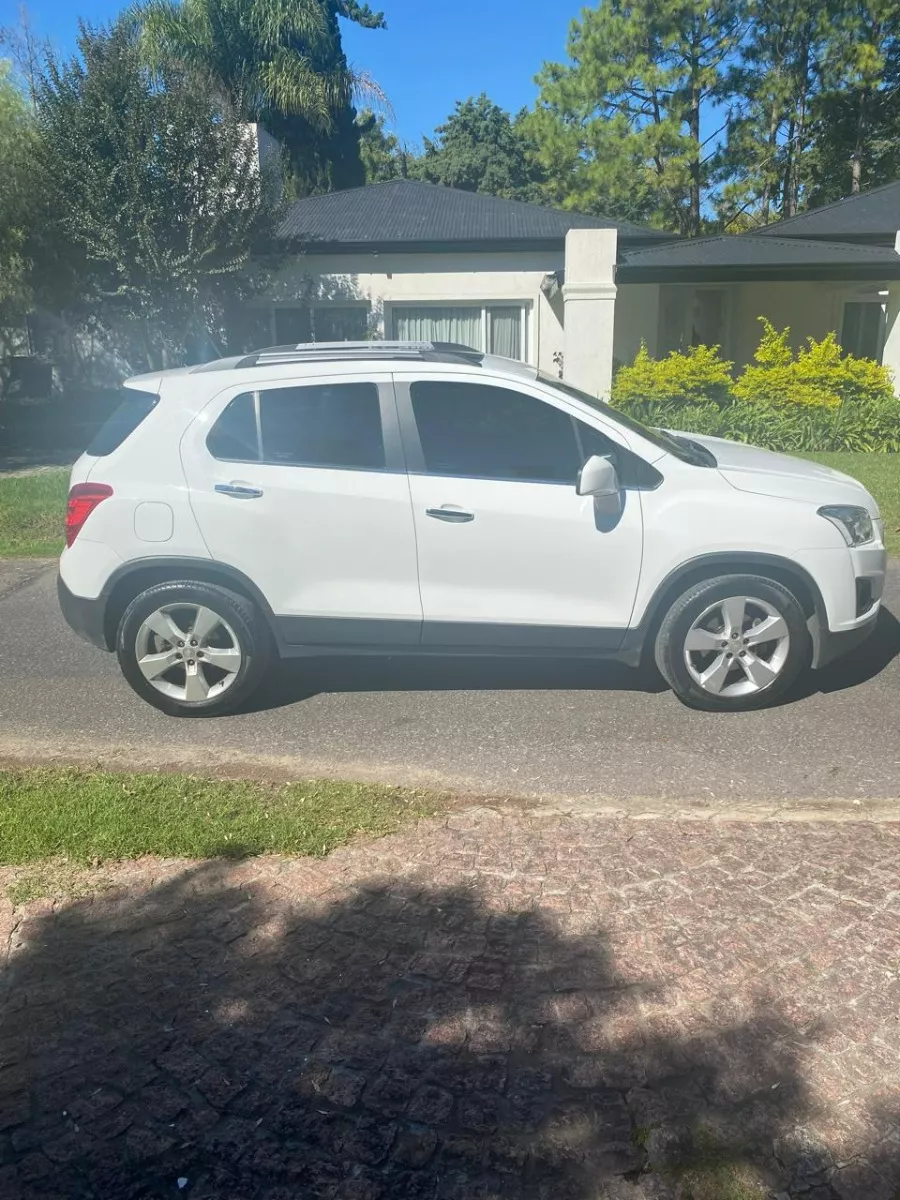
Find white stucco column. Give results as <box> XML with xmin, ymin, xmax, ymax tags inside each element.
<box><xmin>562</xmin><ymin>228</ymin><xmax>618</xmax><ymax>398</ymax></box>
<box><xmin>881</xmin><ymin>232</ymin><xmax>900</xmax><ymax>396</ymax></box>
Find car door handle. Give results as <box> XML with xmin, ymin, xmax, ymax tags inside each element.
<box><xmin>425</xmin><ymin>506</ymin><xmax>475</xmax><ymax>523</ymax></box>
<box><xmin>215</xmin><ymin>482</ymin><xmax>264</xmax><ymax>499</ymax></box>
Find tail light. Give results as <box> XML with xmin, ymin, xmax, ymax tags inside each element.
<box><xmin>65</xmin><ymin>484</ymin><xmax>113</xmax><ymax>547</ymax></box>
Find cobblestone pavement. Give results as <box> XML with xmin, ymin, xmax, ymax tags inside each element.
<box><xmin>1</xmin><ymin>812</ymin><xmax>899</xmax><ymax>1199</ymax></box>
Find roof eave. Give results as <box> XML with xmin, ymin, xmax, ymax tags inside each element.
<box><xmin>617</xmin><ymin>262</ymin><xmax>900</xmax><ymax>284</ymax></box>
<box><xmin>277</xmin><ymin>233</ymin><xmax>671</xmax><ymax>255</ymax></box>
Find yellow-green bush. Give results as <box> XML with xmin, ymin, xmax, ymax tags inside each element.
<box><xmin>609</xmin><ymin>317</ymin><xmax>900</xmax><ymax>453</ymax></box>
<box><xmin>611</xmin><ymin>343</ymin><xmax>734</xmax><ymax>407</ymax></box>
<box><xmin>733</xmin><ymin>318</ymin><xmax>895</xmax><ymax>409</ymax></box>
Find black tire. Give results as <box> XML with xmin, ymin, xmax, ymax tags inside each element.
<box><xmin>654</xmin><ymin>574</ymin><xmax>810</xmax><ymax>712</ymax></box>
<box><xmin>117</xmin><ymin>580</ymin><xmax>271</xmax><ymax>717</ymax></box>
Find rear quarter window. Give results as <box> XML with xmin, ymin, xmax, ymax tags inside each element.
<box><xmin>86</xmin><ymin>389</ymin><xmax>159</xmax><ymax>456</ymax></box>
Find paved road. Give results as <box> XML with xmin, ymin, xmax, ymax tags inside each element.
<box><xmin>4</xmin><ymin>813</ymin><xmax>898</xmax><ymax>1198</ymax></box>
<box><xmin>1</xmin><ymin>560</ymin><xmax>899</xmax><ymax>804</ymax></box>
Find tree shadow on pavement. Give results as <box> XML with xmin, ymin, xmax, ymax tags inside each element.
<box><xmin>0</xmin><ymin>862</ymin><xmax>896</xmax><ymax>1199</ymax></box>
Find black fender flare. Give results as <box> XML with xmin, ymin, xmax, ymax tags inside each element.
<box><xmin>99</xmin><ymin>556</ymin><xmax>281</xmax><ymax>651</ymax></box>
<box><xmin>619</xmin><ymin>551</ymin><xmax>828</xmax><ymax>666</ymax></box>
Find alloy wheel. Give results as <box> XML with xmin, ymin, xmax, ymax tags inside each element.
<box><xmin>683</xmin><ymin>595</ymin><xmax>791</xmax><ymax>699</ymax></box>
<box><xmin>134</xmin><ymin>603</ymin><xmax>242</xmax><ymax>703</ymax></box>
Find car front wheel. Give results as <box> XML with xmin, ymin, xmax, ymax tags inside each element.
<box><xmin>117</xmin><ymin>580</ymin><xmax>271</xmax><ymax>716</ymax></box>
<box><xmin>654</xmin><ymin>574</ymin><xmax>810</xmax><ymax>711</ymax></box>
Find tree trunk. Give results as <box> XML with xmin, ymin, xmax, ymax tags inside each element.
<box><xmin>761</xmin><ymin>101</ymin><xmax>781</xmax><ymax>224</ymax></box>
<box><xmin>688</xmin><ymin>24</ymin><xmax>701</xmax><ymax>237</ymax></box>
<box><xmin>781</xmin><ymin>115</ymin><xmax>796</xmax><ymax>217</ymax></box>
<box><xmin>689</xmin><ymin>83</ymin><xmax>701</xmax><ymax>236</ymax></box>
<box><xmin>851</xmin><ymin>87</ymin><xmax>869</xmax><ymax>193</ymax></box>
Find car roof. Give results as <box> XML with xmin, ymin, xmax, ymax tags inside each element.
<box><xmin>128</xmin><ymin>343</ymin><xmax>539</xmax><ymax>392</ymax></box>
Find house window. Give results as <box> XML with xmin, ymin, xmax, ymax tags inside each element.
<box><xmin>841</xmin><ymin>302</ymin><xmax>885</xmax><ymax>360</ymax></box>
<box><xmin>272</xmin><ymin>304</ymin><xmax>369</xmax><ymax>345</ymax></box>
<box><xmin>391</xmin><ymin>304</ymin><xmax>527</xmax><ymax>360</ymax></box>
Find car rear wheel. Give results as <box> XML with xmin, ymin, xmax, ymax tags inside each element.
<box><xmin>117</xmin><ymin>580</ymin><xmax>270</xmax><ymax>716</ymax></box>
<box><xmin>654</xmin><ymin>574</ymin><xmax>810</xmax><ymax>711</ymax></box>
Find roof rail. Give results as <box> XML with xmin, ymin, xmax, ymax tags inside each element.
<box><xmin>223</xmin><ymin>341</ymin><xmax>485</xmax><ymax>371</ymax></box>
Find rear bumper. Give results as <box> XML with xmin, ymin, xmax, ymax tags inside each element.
<box><xmin>58</xmin><ymin>575</ymin><xmax>109</xmax><ymax>650</ymax></box>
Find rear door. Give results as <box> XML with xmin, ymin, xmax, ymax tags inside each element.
<box><xmin>181</xmin><ymin>372</ymin><xmax>423</xmax><ymax>646</ymax></box>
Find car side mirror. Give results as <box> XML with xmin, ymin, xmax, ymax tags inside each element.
<box><xmin>576</xmin><ymin>454</ymin><xmax>620</xmax><ymax>498</ymax></box>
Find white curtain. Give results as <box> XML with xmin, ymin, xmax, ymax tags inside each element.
<box><xmin>393</xmin><ymin>307</ymin><xmax>484</xmax><ymax>350</ymax></box>
<box><xmin>488</xmin><ymin>307</ymin><xmax>522</xmax><ymax>359</ymax></box>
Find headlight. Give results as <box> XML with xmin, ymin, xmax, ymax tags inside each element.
<box><xmin>818</xmin><ymin>505</ymin><xmax>874</xmax><ymax>546</ymax></box>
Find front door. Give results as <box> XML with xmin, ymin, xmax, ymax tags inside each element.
<box><xmin>181</xmin><ymin>373</ymin><xmax>422</xmax><ymax>645</ymax></box>
<box><xmin>396</xmin><ymin>374</ymin><xmax>645</xmax><ymax>649</ymax></box>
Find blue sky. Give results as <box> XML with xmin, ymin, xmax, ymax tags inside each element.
<box><xmin>5</xmin><ymin>0</ymin><xmax>578</xmax><ymax>144</ymax></box>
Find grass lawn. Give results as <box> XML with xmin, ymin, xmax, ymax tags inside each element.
<box><xmin>0</xmin><ymin>768</ymin><xmax>438</xmax><ymax>867</ymax></box>
<box><xmin>802</xmin><ymin>452</ymin><xmax>900</xmax><ymax>554</ymax></box>
<box><xmin>0</xmin><ymin>467</ymin><xmax>69</xmax><ymax>557</ymax></box>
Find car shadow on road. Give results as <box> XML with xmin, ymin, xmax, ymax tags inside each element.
<box><xmin>3</xmin><ymin>859</ymin><xmax>897</xmax><ymax>1197</ymax></box>
<box><xmin>245</xmin><ymin>604</ymin><xmax>900</xmax><ymax>715</ymax></box>
<box><xmin>244</xmin><ymin>654</ymin><xmax>670</xmax><ymax>714</ymax></box>
<box><xmin>784</xmin><ymin>604</ymin><xmax>900</xmax><ymax>702</ymax></box>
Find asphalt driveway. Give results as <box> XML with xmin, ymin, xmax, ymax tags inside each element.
<box><xmin>1</xmin><ymin>560</ymin><xmax>899</xmax><ymax>805</ymax></box>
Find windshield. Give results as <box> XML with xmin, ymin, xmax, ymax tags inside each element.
<box><xmin>536</xmin><ymin>372</ymin><xmax>717</xmax><ymax>468</ymax></box>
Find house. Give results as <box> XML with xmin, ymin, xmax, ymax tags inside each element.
<box><xmin>266</xmin><ymin>178</ymin><xmax>900</xmax><ymax>397</ymax></box>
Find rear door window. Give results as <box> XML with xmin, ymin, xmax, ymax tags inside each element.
<box><xmin>207</xmin><ymin>393</ymin><xmax>260</xmax><ymax>462</ymax></box>
<box><xmin>259</xmin><ymin>382</ymin><xmax>385</xmax><ymax>469</ymax></box>
<box><xmin>86</xmin><ymin>389</ymin><xmax>159</xmax><ymax>456</ymax></box>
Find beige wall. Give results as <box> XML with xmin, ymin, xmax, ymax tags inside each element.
<box><xmin>613</xmin><ymin>279</ymin><xmax>895</xmax><ymax>371</ymax></box>
<box><xmin>613</xmin><ymin>284</ymin><xmax>661</xmax><ymax>364</ymax></box>
<box><xmin>729</xmin><ymin>281</ymin><xmax>847</xmax><ymax>365</ymax></box>
<box><xmin>267</xmin><ymin>250</ymin><xmax>565</xmax><ymax>372</ymax></box>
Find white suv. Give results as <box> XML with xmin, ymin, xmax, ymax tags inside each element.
<box><xmin>59</xmin><ymin>341</ymin><xmax>886</xmax><ymax>716</ymax></box>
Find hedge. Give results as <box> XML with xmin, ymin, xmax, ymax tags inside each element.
<box><xmin>611</xmin><ymin>318</ymin><xmax>900</xmax><ymax>452</ymax></box>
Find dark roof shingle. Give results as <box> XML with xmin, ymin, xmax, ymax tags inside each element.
<box><xmin>277</xmin><ymin>179</ymin><xmax>664</xmax><ymax>249</ymax></box>
<box><xmin>754</xmin><ymin>181</ymin><xmax>900</xmax><ymax>241</ymax></box>
<box><xmin>619</xmin><ymin>234</ymin><xmax>900</xmax><ymax>280</ymax></box>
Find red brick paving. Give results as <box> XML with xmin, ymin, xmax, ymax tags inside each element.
<box><xmin>0</xmin><ymin>812</ymin><xmax>898</xmax><ymax>1198</ymax></box>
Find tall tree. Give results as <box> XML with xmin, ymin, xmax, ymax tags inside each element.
<box><xmin>530</xmin><ymin>0</ymin><xmax>744</xmax><ymax>235</ymax></box>
<box><xmin>140</xmin><ymin>0</ymin><xmax>386</xmax><ymax>194</ymax></box>
<box><xmin>715</xmin><ymin>0</ymin><xmax>825</xmax><ymax>226</ymax></box>
<box><xmin>0</xmin><ymin>60</ymin><xmax>39</xmax><ymax>377</ymax></box>
<box><xmin>415</xmin><ymin>95</ymin><xmax>546</xmax><ymax>202</ymax></box>
<box><xmin>356</xmin><ymin>109</ymin><xmax>410</xmax><ymax>182</ymax></box>
<box><xmin>35</xmin><ymin>20</ymin><xmax>282</xmax><ymax>370</ymax></box>
<box><xmin>806</xmin><ymin>0</ymin><xmax>900</xmax><ymax>203</ymax></box>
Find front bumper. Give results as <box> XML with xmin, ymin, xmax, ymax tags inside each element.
<box><xmin>809</xmin><ymin>603</ymin><xmax>880</xmax><ymax>670</ymax></box>
<box><xmin>58</xmin><ymin>575</ymin><xmax>109</xmax><ymax>650</ymax></box>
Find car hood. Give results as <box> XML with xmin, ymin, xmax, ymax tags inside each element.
<box><xmin>668</xmin><ymin>431</ymin><xmax>880</xmax><ymax>513</ymax></box>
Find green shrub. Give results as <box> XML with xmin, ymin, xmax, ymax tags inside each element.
<box><xmin>617</xmin><ymin>395</ymin><xmax>900</xmax><ymax>453</ymax></box>
<box><xmin>733</xmin><ymin>318</ymin><xmax>896</xmax><ymax>409</ymax></box>
<box><xmin>610</xmin><ymin>318</ymin><xmax>900</xmax><ymax>453</ymax></box>
<box><xmin>611</xmin><ymin>343</ymin><xmax>734</xmax><ymax>407</ymax></box>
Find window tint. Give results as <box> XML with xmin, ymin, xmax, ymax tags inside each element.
<box><xmin>86</xmin><ymin>389</ymin><xmax>159</xmax><ymax>457</ymax></box>
<box><xmin>259</xmin><ymin>382</ymin><xmax>384</xmax><ymax>469</ymax></box>
<box><xmin>411</xmin><ymin>381</ymin><xmax>581</xmax><ymax>483</ymax></box>
<box><xmin>207</xmin><ymin>393</ymin><xmax>260</xmax><ymax>462</ymax></box>
<box><xmin>573</xmin><ymin>419</ymin><xmax>615</xmax><ymax>463</ymax></box>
